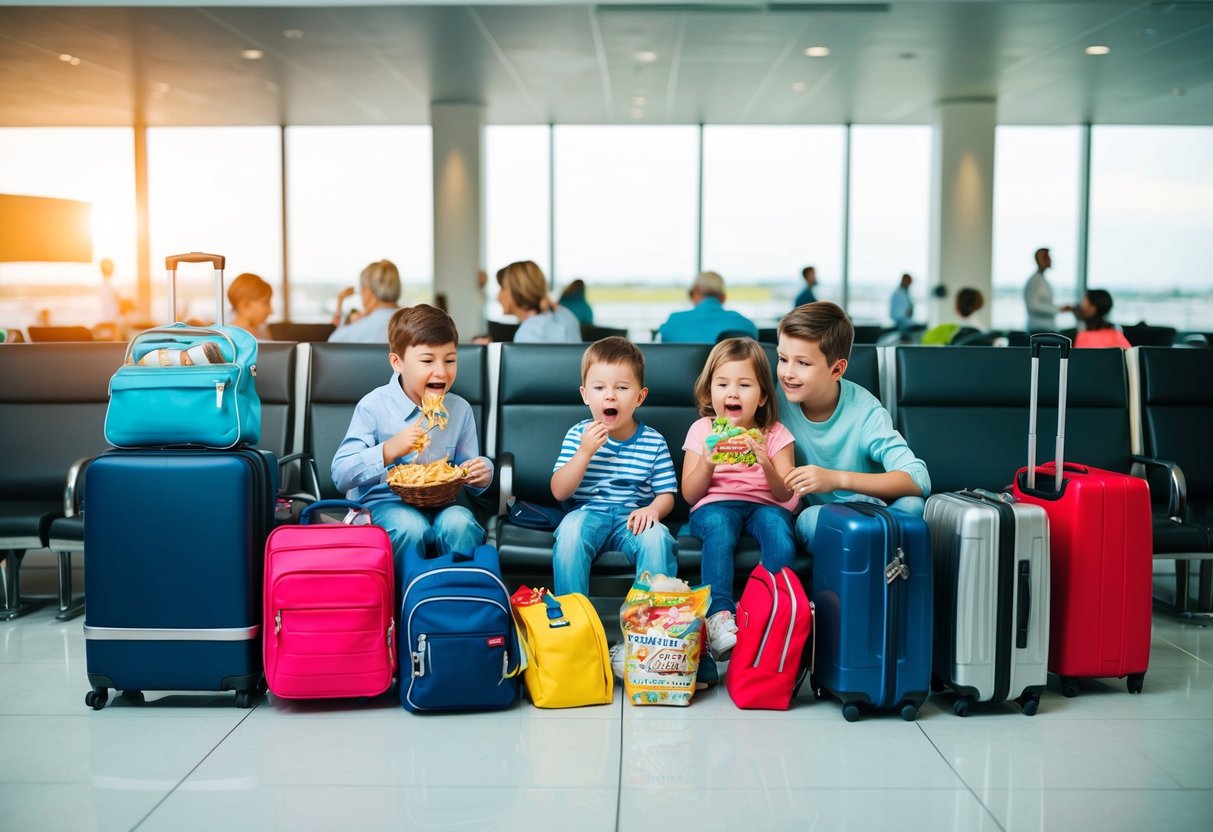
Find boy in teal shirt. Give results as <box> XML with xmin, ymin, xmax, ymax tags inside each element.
<box><xmin>775</xmin><ymin>301</ymin><xmax>931</xmax><ymax>546</ymax></box>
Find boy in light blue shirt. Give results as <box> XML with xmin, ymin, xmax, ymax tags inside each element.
<box><xmin>332</xmin><ymin>305</ymin><xmax>493</xmax><ymax>592</ymax></box>
<box><xmin>550</xmin><ymin>337</ymin><xmax>678</xmax><ymax>596</ymax></box>
<box><xmin>775</xmin><ymin>301</ymin><xmax>931</xmax><ymax>547</ymax></box>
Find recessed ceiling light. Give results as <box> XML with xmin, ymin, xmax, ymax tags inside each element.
<box><xmin>282</xmin><ymin>29</ymin><xmax>304</xmax><ymax>39</ymax></box>
<box><xmin>58</xmin><ymin>53</ymin><xmax>73</xmax><ymax>62</ymax></box>
<box><xmin>791</xmin><ymin>81</ymin><xmax>807</xmax><ymax>93</ymax></box>
<box><xmin>629</xmin><ymin>108</ymin><xmax>644</xmax><ymax>119</ymax></box>
<box><xmin>241</xmin><ymin>49</ymin><xmax>264</xmax><ymax>60</ymax></box>
<box><xmin>69</xmin><ymin>57</ymin><xmax>81</xmax><ymax>66</ymax></box>
<box><xmin>632</xmin><ymin>50</ymin><xmax>658</xmax><ymax>64</ymax></box>
<box><xmin>632</xmin><ymin>95</ymin><xmax>647</xmax><ymax>107</ymax></box>
<box><xmin>804</xmin><ymin>46</ymin><xmax>830</xmax><ymax>58</ymax></box>
<box><xmin>152</xmin><ymin>82</ymin><xmax>171</xmax><ymax>94</ymax></box>
<box><xmin>1084</xmin><ymin>45</ymin><xmax>1111</xmax><ymax>56</ymax></box>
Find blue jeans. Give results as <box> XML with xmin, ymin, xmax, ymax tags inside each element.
<box><xmin>552</xmin><ymin>506</ymin><xmax>677</xmax><ymax>597</ymax></box>
<box><xmin>365</xmin><ymin>499</ymin><xmax>485</xmax><ymax>597</ymax></box>
<box><xmin>689</xmin><ymin>501</ymin><xmax>796</xmax><ymax>617</ymax></box>
<box><xmin>794</xmin><ymin>495</ymin><xmax>926</xmax><ymax>550</ymax></box>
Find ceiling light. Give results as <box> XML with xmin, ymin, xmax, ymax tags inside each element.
<box><xmin>632</xmin><ymin>50</ymin><xmax>658</xmax><ymax>64</ymax></box>
<box><xmin>241</xmin><ymin>49</ymin><xmax>264</xmax><ymax>60</ymax></box>
<box><xmin>629</xmin><ymin>108</ymin><xmax>644</xmax><ymax>119</ymax></box>
<box><xmin>1084</xmin><ymin>45</ymin><xmax>1110</xmax><ymax>56</ymax></box>
<box><xmin>58</xmin><ymin>53</ymin><xmax>73</xmax><ymax>62</ymax></box>
<box><xmin>791</xmin><ymin>81</ymin><xmax>807</xmax><ymax>93</ymax></box>
<box><xmin>632</xmin><ymin>95</ymin><xmax>647</xmax><ymax>107</ymax></box>
<box><xmin>804</xmin><ymin>46</ymin><xmax>830</xmax><ymax>58</ymax></box>
<box><xmin>152</xmin><ymin>82</ymin><xmax>171</xmax><ymax>94</ymax></box>
<box><xmin>282</xmin><ymin>29</ymin><xmax>304</xmax><ymax>39</ymax></box>
<box><xmin>69</xmin><ymin>57</ymin><xmax>81</xmax><ymax>66</ymax></box>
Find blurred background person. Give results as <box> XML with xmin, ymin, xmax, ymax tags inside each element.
<box><xmin>227</xmin><ymin>272</ymin><xmax>273</xmax><ymax>340</ymax></box>
<box><xmin>889</xmin><ymin>272</ymin><xmax>915</xmax><ymax>339</ymax></box>
<box><xmin>496</xmin><ymin>260</ymin><xmax>581</xmax><ymax>343</ymax></box>
<box><xmin>1074</xmin><ymin>288</ymin><xmax>1131</xmax><ymax>349</ymax></box>
<box><xmin>794</xmin><ymin>265</ymin><xmax>817</xmax><ymax>308</ymax></box>
<box><xmin>558</xmin><ymin>279</ymin><xmax>594</xmax><ymax>325</ymax></box>
<box><xmin>922</xmin><ymin>286</ymin><xmax>985</xmax><ymax>345</ymax></box>
<box><xmin>658</xmin><ymin>271</ymin><xmax>757</xmax><ymax>343</ymax></box>
<box><xmin>328</xmin><ymin>259</ymin><xmax>402</xmax><ymax>343</ymax></box>
<box><xmin>1024</xmin><ymin>247</ymin><xmax>1072</xmax><ymax>332</ymax></box>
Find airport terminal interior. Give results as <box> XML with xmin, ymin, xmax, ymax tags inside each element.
<box><xmin>2</xmin><ymin>1</ymin><xmax>1212</xmax><ymax>830</ymax></box>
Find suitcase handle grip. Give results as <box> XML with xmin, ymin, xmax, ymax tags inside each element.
<box><xmin>1026</xmin><ymin>332</ymin><xmax>1071</xmax><ymax>492</ymax></box>
<box><xmin>1029</xmin><ymin>333</ymin><xmax>1071</xmax><ymax>359</ymax></box>
<box><xmin>300</xmin><ymin>499</ymin><xmax>366</xmax><ymax>525</ymax></box>
<box><xmin>166</xmin><ymin>252</ymin><xmax>226</xmax><ymax>270</ymax></box>
<box><xmin>1016</xmin><ymin>561</ymin><xmax>1031</xmax><ymax>649</ymax></box>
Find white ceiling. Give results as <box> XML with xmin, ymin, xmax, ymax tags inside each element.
<box><xmin>1</xmin><ymin>2</ymin><xmax>1211</xmax><ymax>127</ymax></box>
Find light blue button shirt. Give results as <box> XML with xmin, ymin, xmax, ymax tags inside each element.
<box><xmin>658</xmin><ymin>297</ymin><xmax>758</xmax><ymax>343</ymax></box>
<box><xmin>515</xmin><ymin>305</ymin><xmax>583</xmax><ymax>343</ymax></box>
<box><xmin>328</xmin><ymin>308</ymin><xmax>397</xmax><ymax>344</ymax></box>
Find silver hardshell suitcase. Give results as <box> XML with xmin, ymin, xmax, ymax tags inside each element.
<box><xmin>924</xmin><ymin>489</ymin><xmax>1050</xmax><ymax>716</ymax></box>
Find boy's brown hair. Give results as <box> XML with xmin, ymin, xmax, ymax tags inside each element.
<box><xmin>388</xmin><ymin>304</ymin><xmax>459</xmax><ymax>356</ymax></box>
<box><xmin>581</xmin><ymin>336</ymin><xmax>644</xmax><ymax>386</ymax></box>
<box><xmin>693</xmin><ymin>338</ymin><xmax>778</xmax><ymax>430</ymax></box>
<box><xmin>778</xmin><ymin>301</ymin><xmax>853</xmax><ymax>366</ymax></box>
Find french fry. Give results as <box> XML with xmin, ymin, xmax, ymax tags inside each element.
<box><xmin>420</xmin><ymin>393</ymin><xmax>448</xmax><ymax>431</ymax></box>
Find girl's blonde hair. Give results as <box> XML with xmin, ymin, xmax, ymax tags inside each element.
<box><xmin>496</xmin><ymin>260</ymin><xmax>548</xmax><ymax>312</ymax></box>
<box><xmin>693</xmin><ymin>337</ymin><xmax>778</xmax><ymax>430</ymax></box>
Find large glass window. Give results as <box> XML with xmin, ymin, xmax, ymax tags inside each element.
<box><xmin>286</xmin><ymin>126</ymin><xmax>432</xmax><ymax>321</ymax></box>
<box><xmin>1088</xmin><ymin>126</ymin><xmax>1213</xmax><ymax>332</ymax></box>
<box><xmin>0</xmin><ymin>128</ymin><xmax>136</xmax><ymax>331</ymax></box>
<box><xmin>553</xmin><ymin>126</ymin><xmax>699</xmax><ymax>335</ymax></box>
<box><xmin>147</xmin><ymin>127</ymin><xmax>282</xmax><ymax>325</ymax></box>
<box><xmin>991</xmin><ymin>127</ymin><xmax>1083</xmax><ymax>330</ymax></box>
<box><xmin>485</xmin><ymin>126</ymin><xmax>551</xmax><ymax>323</ymax></box>
<box><xmin>702</xmin><ymin>126</ymin><xmax>845</xmax><ymax>327</ymax></box>
<box><xmin>847</xmin><ymin>126</ymin><xmax>931</xmax><ymax>327</ymax></box>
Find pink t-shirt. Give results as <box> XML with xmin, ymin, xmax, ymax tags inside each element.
<box><xmin>682</xmin><ymin>417</ymin><xmax>798</xmax><ymax>512</ymax></box>
<box><xmin>1075</xmin><ymin>328</ymin><xmax>1132</xmax><ymax>349</ymax></box>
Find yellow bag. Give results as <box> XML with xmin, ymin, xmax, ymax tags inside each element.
<box><xmin>511</xmin><ymin>586</ymin><xmax>613</xmax><ymax>708</ymax></box>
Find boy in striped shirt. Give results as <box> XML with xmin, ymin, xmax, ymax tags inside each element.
<box><xmin>550</xmin><ymin>337</ymin><xmax>679</xmax><ymax>596</ymax></box>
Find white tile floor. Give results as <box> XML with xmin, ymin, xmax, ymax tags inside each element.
<box><xmin>3</xmin><ymin>571</ymin><xmax>1213</xmax><ymax>831</ymax></box>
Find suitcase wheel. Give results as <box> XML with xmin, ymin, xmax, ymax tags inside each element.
<box><xmin>1020</xmin><ymin>696</ymin><xmax>1040</xmax><ymax>717</ymax></box>
<box><xmin>842</xmin><ymin>703</ymin><xmax>861</xmax><ymax>723</ymax></box>
<box><xmin>234</xmin><ymin>690</ymin><xmax>255</xmax><ymax>709</ymax></box>
<box><xmin>1060</xmin><ymin>677</ymin><xmax>1080</xmax><ymax>698</ymax></box>
<box><xmin>84</xmin><ymin>688</ymin><xmax>108</xmax><ymax>711</ymax></box>
<box><xmin>1127</xmin><ymin>673</ymin><xmax>1145</xmax><ymax>695</ymax></box>
<box><xmin>900</xmin><ymin>703</ymin><xmax>918</xmax><ymax>722</ymax></box>
<box><xmin>120</xmin><ymin>690</ymin><xmax>144</xmax><ymax>705</ymax></box>
<box><xmin>952</xmin><ymin>698</ymin><xmax>970</xmax><ymax>717</ymax></box>
<box><xmin>930</xmin><ymin>674</ymin><xmax>946</xmax><ymax>694</ymax></box>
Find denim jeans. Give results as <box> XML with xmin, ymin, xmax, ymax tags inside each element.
<box><xmin>365</xmin><ymin>498</ymin><xmax>485</xmax><ymax>599</ymax></box>
<box><xmin>552</xmin><ymin>505</ymin><xmax>677</xmax><ymax>596</ymax></box>
<box><xmin>689</xmin><ymin>501</ymin><xmax>796</xmax><ymax>617</ymax></box>
<box><xmin>794</xmin><ymin>495</ymin><xmax>926</xmax><ymax>551</ymax></box>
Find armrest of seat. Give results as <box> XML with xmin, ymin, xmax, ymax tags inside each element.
<box><xmin>1132</xmin><ymin>454</ymin><xmax>1186</xmax><ymax>519</ymax></box>
<box><xmin>277</xmin><ymin>452</ymin><xmax>319</xmax><ymax>502</ymax></box>
<box><xmin>498</xmin><ymin>451</ymin><xmax>515</xmax><ymax>519</ymax></box>
<box><xmin>63</xmin><ymin>456</ymin><xmax>95</xmax><ymax>518</ymax></box>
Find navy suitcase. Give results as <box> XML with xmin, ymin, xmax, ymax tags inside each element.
<box><xmin>810</xmin><ymin>503</ymin><xmax>933</xmax><ymax>721</ymax></box>
<box><xmin>400</xmin><ymin>545</ymin><xmax>521</xmax><ymax>713</ymax></box>
<box><xmin>83</xmin><ymin>448</ymin><xmax>276</xmax><ymax>709</ymax></box>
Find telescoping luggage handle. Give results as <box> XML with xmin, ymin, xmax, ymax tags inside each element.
<box><xmin>299</xmin><ymin>499</ymin><xmax>367</xmax><ymax>525</ymax></box>
<box><xmin>1026</xmin><ymin>333</ymin><xmax>1072</xmax><ymax>493</ymax></box>
<box><xmin>165</xmin><ymin>252</ymin><xmax>226</xmax><ymax>326</ymax></box>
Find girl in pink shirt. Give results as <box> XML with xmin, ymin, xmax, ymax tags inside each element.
<box><xmin>1074</xmin><ymin>288</ymin><xmax>1132</xmax><ymax>349</ymax></box>
<box><xmin>682</xmin><ymin>338</ymin><xmax>797</xmax><ymax>660</ymax></box>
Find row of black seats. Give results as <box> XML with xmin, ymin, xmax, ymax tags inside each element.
<box><xmin>2</xmin><ymin>341</ymin><xmax>1210</xmax><ymax>620</ymax></box>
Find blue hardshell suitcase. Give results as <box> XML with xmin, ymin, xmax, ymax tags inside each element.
<box><xmin>400</xmin><ymin>545</ymin><xmax>521</xmax><ymax>713</ymax></box>
<box><xmin>83</xmin><ymin>448</ymin><xmax>276</xmax><ymax>709</ymax></box>
<box><xmin>810</xmin><ymin>503</ymin><xmax>933</xmax><ymax>721</ymax></box>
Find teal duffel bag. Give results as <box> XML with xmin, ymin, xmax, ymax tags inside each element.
<box><xmin>104</xmin><ymin>252</ymin><xmax>261</xmax><ymax>450</ymax></box>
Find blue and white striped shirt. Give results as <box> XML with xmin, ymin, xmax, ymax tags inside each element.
<box><xmin>553</xmin><ymin>420</ymin><xmax>678</xmax><ymax>510</ymax></box>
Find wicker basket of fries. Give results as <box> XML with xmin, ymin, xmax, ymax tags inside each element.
<box><xmin>387</xmin><ymin>457</ymin><xmax>467</xmax><ymax>508</ymax></box>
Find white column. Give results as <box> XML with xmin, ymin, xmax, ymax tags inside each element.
<box><xmin>431</xmin><ymin>102</ymin><xmax>484</xmax><ymax>340</ymax></box>
<box><xmin>928</xmin><ymin>99</ymin><xmax>997</xmax><ymax>328</ymax></box>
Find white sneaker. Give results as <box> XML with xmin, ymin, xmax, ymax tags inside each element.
<box><xmin>706</xmin><ymin>610</ymin><xmax>738</xmax><ymax>661</ymax></box>
<box><xmin>609</xmin><ymin>643</ymin><xmax>625</xmax><ymax>680</ymax></box>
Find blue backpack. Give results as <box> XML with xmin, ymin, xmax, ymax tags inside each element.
<box><xmin>400</xmin><ymin>545</ymin><xmax>521</xmax><ymax>712</ymax></box>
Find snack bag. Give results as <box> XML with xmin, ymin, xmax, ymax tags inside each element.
<box><xmin>704</xmin><ymin>417</ymin><xmax>762</xmax><ymax>466</ymax></box>
<box><xmin>619</xmin><ymin>573</ymin><xmax>711</xmax><ymax>706</ymax></box>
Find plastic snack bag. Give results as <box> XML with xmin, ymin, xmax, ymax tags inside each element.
<box><xmin>619</xmin><ymin>573</ymin><xmax>711</xmax><ymax>706</ymax></box>
<box><xmin>704</xmin><ymin>417</ymin><xmax>762</xmax><ymax>466</ymax></box>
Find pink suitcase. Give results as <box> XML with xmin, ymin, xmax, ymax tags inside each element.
<box><xmin>726</xmin><ymin>564</ymin><xmax>814</xmax><ymax>710</ymax></box>
<box><xmin>263</xmin><ymin>500</ymin><xmax>396</xmax><ymax>699</ymax></box>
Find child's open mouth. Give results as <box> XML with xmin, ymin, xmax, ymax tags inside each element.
<box><xmin>725</xmin><ymin>403</ymin><xmax>743</xmax><ymax>415</ymax></box>
<box><xmin>426</xmin><ymin>382</ymin><xmax>447</xmax><ymax>392</ymax></box>
<box><xmin>602</xmin><ymin>407</ymin><xmax>619</xmax><ymax>421</ymax></box>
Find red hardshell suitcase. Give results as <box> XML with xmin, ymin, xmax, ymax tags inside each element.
<box><xmin>1011</xmin><ymin>334</ymin><xmax>1152</xmax><ymax>696</ymax></box>
<box><xmin>263</xmin><ymin>500</ymin><xmax>396</xmax><ymax>699</ymax></box>
<box><xmin>726</xmin><ymin>565</ymin><xmax>814</xmax><ymax>710</ymax></box>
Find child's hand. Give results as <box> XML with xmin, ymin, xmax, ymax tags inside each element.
<box><xmin>785</xmin><ymin>464</ymin><xmax>839</xmax><ymax>496</ymax></box>
<box><xmin>461</xmin><ymin>457</ymin><xmax>492</xmax><ymax>488</ymax></box>
<box><xmin>386</xmin><ymin>423</ymin><xmax>426</xmax><ymax>461</ymax></box>
<box><xmin>626</xmin><ymin>506</ymin><xmax>660</xmax><ymax>536</ymax></box>
<box><xmin>746</xmin><ymin>432</ymin><xmax>770</xmax><ymax>468</ymax></box>
<box><xmin>578</xmin><ymin>422</ymin><xmax>610</xmax><ymax>458</ymax></box>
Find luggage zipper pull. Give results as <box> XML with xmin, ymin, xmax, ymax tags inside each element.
<box><xmin>386</xmin><ymin>621</ymin><xmax>394</xmax><ymax>656</ymax></box>
<box><xmin>274</xmin><ymin>609</ymin><xmax>282</xmax><ymax>636</ymax></box>
<box><xmin>412</xmin><ymin>633</ymin><xmax>427</xmax><ymax>678</ymax></box>
<box><xmin>885</xmin><ymin>548</ymin><xmax>910</xmax><ymax>584</ymax></box>
<box><xmin>215</xmin><ymin>380</ymin><xmax>226</xmax><ymax>408</ymax></box>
